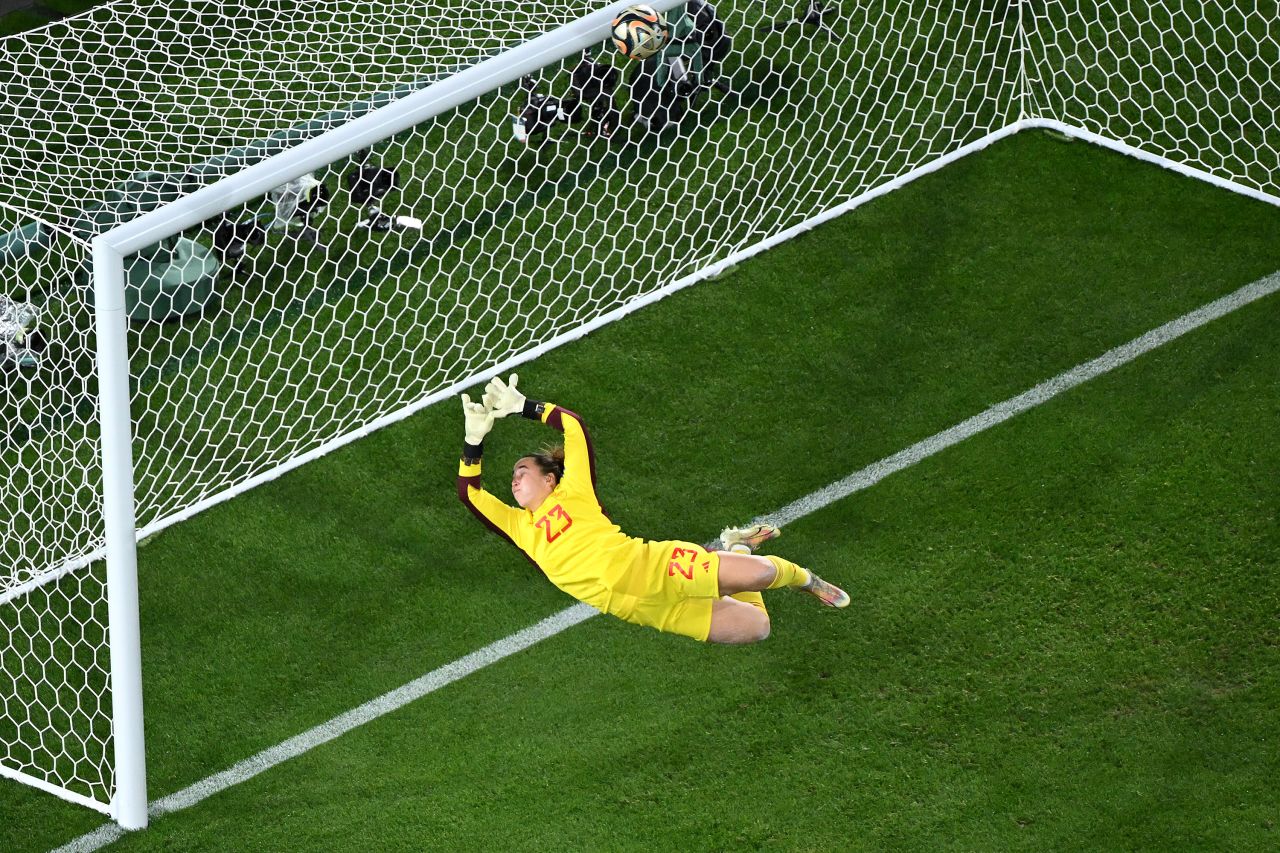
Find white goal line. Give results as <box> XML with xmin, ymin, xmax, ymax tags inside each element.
<box><xmin>52</xmin><ymin>270</ymin><xmax>1280</xmax><ymax>853</ymax></box>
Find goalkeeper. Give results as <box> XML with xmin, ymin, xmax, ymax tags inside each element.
<box><xmin>456</xmin><ymin>375</ymin><xmax>849</xmax><ymax>644</ymax></box>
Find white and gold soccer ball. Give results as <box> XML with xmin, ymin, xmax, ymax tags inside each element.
<box><xmin>611</xmin><ymin>4</ymin><xmax>669</xmax><ymax>61</ymax></box>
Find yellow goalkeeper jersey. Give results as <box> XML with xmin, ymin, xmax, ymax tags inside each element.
<box><xmin>456</xmin><ymin>402</ymin><xmax>647</xmax><ymax>615</ymax></box>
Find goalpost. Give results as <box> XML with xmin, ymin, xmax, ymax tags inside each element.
<box><xmin>0</xmin><ymin>0</ymin><xmax>1275</xmax><ymax>829</ymax></box>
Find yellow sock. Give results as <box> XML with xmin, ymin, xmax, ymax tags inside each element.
<box><xmin>764</xmin><ymin>555</ymin><xmax>812</xmax><ymax>590</ymax></box>
<box><xmin>730</xmin><ymin>590</ymin><xmax>768</xmax><ymax>615</ymax></box>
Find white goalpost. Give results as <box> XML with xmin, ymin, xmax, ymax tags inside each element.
<box><xmin>0</xmin><ymin>0</ymin><xmax>1275</xmax><ymax>829</ymax></box>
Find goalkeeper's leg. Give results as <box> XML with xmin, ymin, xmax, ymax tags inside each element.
<box><xmin>717</xmin><ymin>551</ymin><xmax>850</xmax><ymax>608</ymax></box>
<box><xmin>707</xmin><ymin>596</ymin><xmax>770</xmax><ymax>644</ymax></box>
<box><xmin>729</xmin><ymin>590</ymin><xmax>767</xmax><ymax>614</ymax></box>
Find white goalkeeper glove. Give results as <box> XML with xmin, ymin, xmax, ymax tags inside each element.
<box><xmin>483</xmin><ymin>373</ymin><xmax>527</xmax><ymax>419</ymax></box>
<box><xmin>461</xmin><ymin>393</ymin><xmax>495</xmax><ymax>445</ymax></box>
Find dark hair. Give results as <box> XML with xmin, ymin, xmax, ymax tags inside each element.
<box><xmin>523</xmin><ymin>445</ymin><xmax>565</xmax><ymax>483</ymax></box>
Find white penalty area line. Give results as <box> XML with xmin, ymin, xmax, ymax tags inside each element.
<box><xmin>55</xmin><ymin>271</ymin><xmax>1279</xmax><ymax>852</ymax></box>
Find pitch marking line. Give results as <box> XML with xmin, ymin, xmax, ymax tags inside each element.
<box><xmin>54</xmin><ymin>271</ymin><xmax>1279</xmax><ymax>852</ymax></box>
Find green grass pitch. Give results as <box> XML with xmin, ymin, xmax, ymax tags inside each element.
<box><xmin>2</xmin><ymin>128</ymin><xmax>1278</xmax><ymax>850</ymax></box>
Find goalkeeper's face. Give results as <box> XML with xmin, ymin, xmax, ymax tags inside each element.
<box><xmin>512</xmin><ymin>458</ymin><xmax>556</xmax><ymax>509</ymax></box>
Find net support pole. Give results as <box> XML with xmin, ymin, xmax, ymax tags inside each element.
<box><xmin>92</xmin><ymin>237</ymin><xmax>149</xmax><ymax>830</ymax></box>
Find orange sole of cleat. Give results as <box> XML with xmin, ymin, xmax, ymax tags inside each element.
<box><xmin>747</xmin><ymin>525</ymin><xmax>781</xmax><ymax>547</ymax></box>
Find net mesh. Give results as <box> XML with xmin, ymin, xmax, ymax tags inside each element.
<box><xmin>0</xmin><ymin>0</ymin><xmax>593</xmax><ymax>222</ymax></box>
<box><xmin>117</xmin><ymin>0</ymin><xmax>1015</xmax><ymax>535</ymax></box>
<box><xmin>1025</xmin><ymin>0</ymin><xmax>1280</xmax><ymax>198</ymax></box>
<box><xmin>0</xmin><ymin>0</ymin><xmax>595</xmax><ymax>810</ymax></box>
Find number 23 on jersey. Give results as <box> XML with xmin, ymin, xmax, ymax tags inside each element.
<box><xmin>535</xmin><ymin>504</ymin><xmax>573</xmax><ymax>543</ymax></box>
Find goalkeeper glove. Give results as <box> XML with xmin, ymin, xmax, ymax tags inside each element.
<box><xmin>483</xmin><ymin>373</ymin><xmax>527</xmax><ymax>419</ymax></box>
<box><xmin>461</xmin><ymin>393</ymin><xmax>495</xmax><ymax>445</ymax></box>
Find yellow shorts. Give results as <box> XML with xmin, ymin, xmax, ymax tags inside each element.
<box><xmin>611</xmin><ymin>539</ymin><xmax>722</xmax><ymax>642</ymax></box>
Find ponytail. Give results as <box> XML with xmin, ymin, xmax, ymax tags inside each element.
<box><xmin>526</xmin><ymin>445</ymin><xmax>565</xmax><ymax>483</ymax></box>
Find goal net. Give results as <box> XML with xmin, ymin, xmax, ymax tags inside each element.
<box><xmin>1</xmin><ymin>0</ymin><xmax>1274</xmax><ymax>825</ymax></box>
<box><xmin>0</xmin><ymin>0</ymin><xmax>601</xmax><ymax>817</ymax></box>
<box><xmin>1024</xmin><ymin>0</ymin><xmax>1279</xmax><ymax>201</ymax></box>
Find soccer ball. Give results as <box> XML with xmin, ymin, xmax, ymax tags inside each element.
<box><xmin>611</xmin><ymin>4</ymin><xmax>669</xmax><ymax>61</ymax></box>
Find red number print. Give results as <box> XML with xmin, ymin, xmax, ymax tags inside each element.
<box><xmin>535</xmin><ymin>504</ymin><xmax>573</xmax><ymax>543</ymax></box>
<box><xmin>667</xmin><ymin>546</ymin><xmax>701</xmax><ymax>580</ymax></box>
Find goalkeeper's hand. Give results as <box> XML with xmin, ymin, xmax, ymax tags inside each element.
<box><xmin>483</xmin><ymin>373</ymin><xmax>526</xmax><ymax>419</ymax></box>
<box><xmin>461</xmin><ymin>393</ymin><xmax>495</xmax><ymax>445</ymax></box>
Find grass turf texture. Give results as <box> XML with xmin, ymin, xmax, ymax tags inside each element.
<box><xmin>3</xmin><ymin>130</ymin><xmax>1280</xmax><ymax>850</ymax></box>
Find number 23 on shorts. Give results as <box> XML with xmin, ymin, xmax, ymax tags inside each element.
<box><xmin>668</xmin><ymin>546</ymin><xmax>710</xmax><ymax>580</ymax></box>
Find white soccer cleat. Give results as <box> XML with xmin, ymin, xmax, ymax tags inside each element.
<box><xmin>719</xmin><ymin>523</ymin><xmax>782</xmax><ymax>554</ymax></box>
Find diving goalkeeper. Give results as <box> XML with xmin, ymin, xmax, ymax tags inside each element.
<box><xmin>456</xmin><ymin>375</ymin><xmax>849</xmax><ymax>644</ymax></box>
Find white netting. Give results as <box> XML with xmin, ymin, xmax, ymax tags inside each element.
<box><xmin>117</xmin><ymin>0</ymin><xmax>1015</xmax><ymax>533</ymax></box>
<box><xmin>0</xmin><ymin>213</ymin><xmax>108</xmax><ymax>803</ymax></box>
<box><xmin>0</xmin><ymin>566</ymin><xmax>111</xmax><ymax>805</ymax></box>
<box><xmin>0</xmin><ymin>0</ymin><xmax>594</xmax><ymax>222</ymax></box>
<box><xmin>3</xmin><ymin>0</ymin><xmax>1275</xmax><ymax>820</ymax></box>
<box><xmin>1025</xmin><ymin>0</ymin><xmax>1280</xmax><ymax>198</ymax></box>
<box><xmin>0</xmin><ymin>0</ymin><xmax>591</xmax><ymax>813</ymax></box>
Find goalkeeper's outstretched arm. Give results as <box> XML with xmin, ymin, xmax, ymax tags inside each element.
<box><xmin>456</xmin><ymin>393</ymin><xmax>521</xmax><ymax>547</ymax></box>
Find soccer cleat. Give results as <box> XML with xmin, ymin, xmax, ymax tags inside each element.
<box><xmin>719</xmin><ymin>523</ymin><xmax>782</xmax><ymax>555</ymax></box>
<box><xmin>801</xmin><ymin>573</ymin><xmax>850</xmax><ymax>608</ymax></box>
